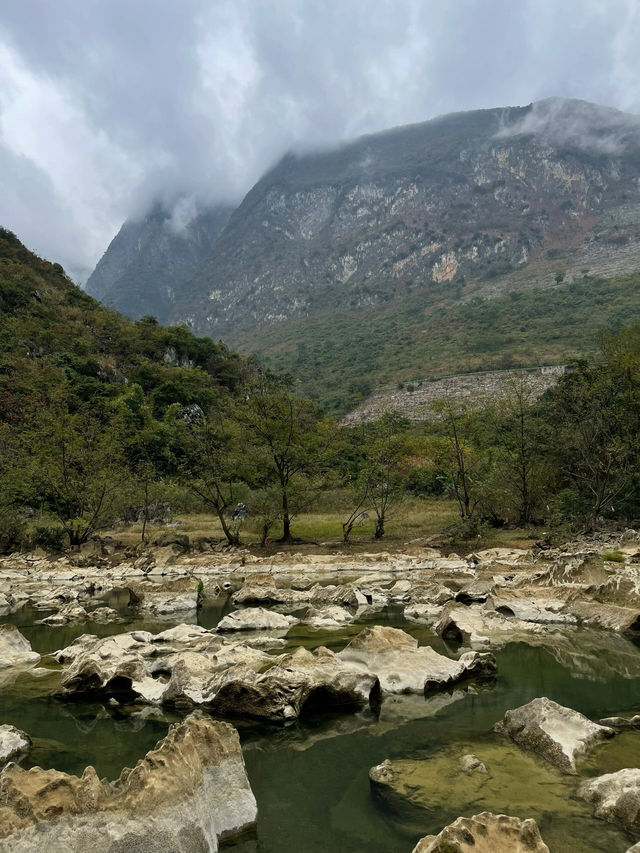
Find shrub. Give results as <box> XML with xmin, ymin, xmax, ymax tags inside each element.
<box><xmin>405</xmin><ymin>467</ymin><xmax>446</xmax><ymax>497</ymax></box>
<box><xmin>33</xmin><ymin>525</ymin><xmax>67</xmax><ymax>553</ymax></box>
<box><xmin>0</xmin><ymin>505</ymin><xmax>26</xmax><ymax>554</ymax></box>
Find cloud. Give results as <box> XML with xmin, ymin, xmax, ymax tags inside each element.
<box><xmin>495</xmin><ymin>97</ymin><xmax>640</xmax><ymax>154</ymax></box>
<box><xmin>0</xmin><ymin>0</ymin><xmax>639</xmax><ymax>280</ymax></box>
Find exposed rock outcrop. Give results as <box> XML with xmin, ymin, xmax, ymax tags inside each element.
<box><xmin>128</xmin><ymin>577</ymin><xmax>202</xmax><ymax>617</ymax></box>
<box><xmin>54</xmin><ymin>625</ymin><xmax>381</xmax><ymax>723</ymax></box>
<box><xmin>369</xmin><ymin>740</ymin><xmax>578</xmax><ymax>832</ymax></box>
<box><xmin>194</xmin><ymin>646</ymin><xmax>381</xmax><ymax>723</ymax></box>
<box><xmin>0</xmin><ymin>715</ymin><xmax>257</xmax><ymax>853</ymax></box>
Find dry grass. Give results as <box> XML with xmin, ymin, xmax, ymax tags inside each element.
<box><xmin>104</xmin><ymin>498</ymin><xmax>540</xmax><ymax>556</ymax></box>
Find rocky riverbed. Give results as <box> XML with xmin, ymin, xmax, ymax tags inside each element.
<box><xmin>3</xmin><ymin>533</ymin><xmax>640</xmax><ymax>850</ymax></box>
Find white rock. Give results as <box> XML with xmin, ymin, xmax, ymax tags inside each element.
<box><xmin>495</xmin><ymin>697</ymin><xmax>614</xmax><ymax>773</ymax></box>
<box><xmin>0</xmin><ymin>725</ymin><xmax>31</xmax><ymax>766</ymax></box>
<box><xmin>217</xmin><ymin>607</ymin><xmax>298</xmax><ymax>632</ymax></box>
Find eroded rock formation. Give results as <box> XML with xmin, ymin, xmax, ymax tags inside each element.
<box><xmin>0</xmin><ymin>715</ymin><xmax>257</xmax><ymax>853</ymax></box>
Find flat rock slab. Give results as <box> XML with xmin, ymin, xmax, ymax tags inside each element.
<box><xmin>369</xmin><ymin>741</ymin><xmax>579</xmax><ymax>831</ymax></box>
<box><xmin>435</xmin><ymin>604</ymin><xmax>549</xmax><ymax>648</ymax></box>
<box><xmin>579</xmin><ymin>768</ymin><xmax>640</xmax><ymax>832</ymax></box>
<box><xmin>494</xmin><ymin>697</ymin><xmax>614</xmax><ymax>773</ymax></box>
<box><xmin>599</xmin><ymin>715</ymin><xmax>640</xmax><ymax>729</ymax></box>
<box><xmin>413</xmin><ymin>812</ymin><xmax>550</xmax><ymax>853</ymax></box>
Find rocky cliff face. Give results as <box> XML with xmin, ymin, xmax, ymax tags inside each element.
<box><xmin>86</xmin><ymin>201</ymin><xmax>233</xmax><ymax>323</ymax></box>
<box><xmin>167</xmin><ymin>98</ymin><xmax>640</xmax><ymax>341</ymax></box>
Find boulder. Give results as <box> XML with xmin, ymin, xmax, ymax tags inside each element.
<box><xmin>174</xmin><ymin>646</ymin><xmax>381</xmax><ymax>723</ymax></box>
<box><xmin>337</xmin><ymin>626</ymin><xmax>496</xmax><ymax>694</ymax></box>
<box><xmin>216</xmin><ymin>607</ymin><xmax>298</xmax><ymax>633</ymax></box>
<box><xmin>494</xmin><ymin>697</ymin><xmax>614</xmax><ymax>773</ymax></box>
<box><xmin>88</xmin><ymin>606</ymin><xmax>122</xmax><ymax>623</ymax></box>
<box><xmin>0</xmin><ymin>726</ymin><xmax>31</xmax><ymax>767</ymax></box>
<box><xmin>0</xmin><ymin>625</ymin><xmax>40</xmax><ymax>670</ymax></box>
<box><xmin>579</xmin><ymin>768</ymin><xmax>640</xmax><ymax>833</ymax></box>
<box><xmin>303</xmin><ymin>605</ymin><xmax>357</xmax><ymax>629</ymax></box>
<box><xmin>413</xmin><ymin>812</ymin><xmax>550</xmax><ymax>853</ymax></box>
<box><xmin>232</xmin><ymin>574</ymin><xmax>292</xmax><ymax>605</ymax></box>
<box><xmin>55</xmin><ymin>634</ymin><xmax>168</xmax><ymax>703</ymax></box>
<box><xmin>460</xmin><ymin>753</ymin><xmax>486</xmax><ymax>774</ymax></box>
<box><xmin>0</xmin><ymin>715</ymin><xmax>257</xmax><ymax>853</ymax></box>
<box><xmin>490</xmin><ymin>593</ymin><xmax>575</xmax><ymax>625</ymax></box>
<box><xmin>403</xmin><ymin>603</ymin><xmax>443</xmax><ymax>626</ymax></box>
<box><xmin>455</xmin><ymin>580</ymin><xmax>495</xmax><ymax>604</ymax></box>
<box><xmin>162</xmin><ymin>646</ymin><xmax>271</xmax><ymax>706</ymax></box>
<box><xmin>37</xmin><ymin>603</ymin><xmax>89</xmax><ymax>625</ymax></box>
<box><xmin>435</xmin><ymin>604</ymin><xmax>547</xmax><ymax>648</ymax></box>
<box><xmin>128</xmin><ymin>577</ymin><xmax>202</xmax><ymax>617</ymax></box>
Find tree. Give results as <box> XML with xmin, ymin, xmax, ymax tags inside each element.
<box><xmin>432</xmin><ymin>396</ymin><xmax>485</xmax><ymax>520</ymax></box>
<box><xmin>545</xmin><ymin>356</ymin><xmax>640</xmax><ymax>528</ymax></box>
<box><xmin>341</xmin><ymin>479</ymin><xmax>370</xmax><ymax>544</ymax></box>
<box><xmin>357</xmin><ymin>412</ymin><xmax>410</xmax><ymax>540</ymax></box>
<box><xmin>168</xmin><ymin>398</ymin><xmax>242</xmax><ymax>546</ymax></box>
<box><xmin>238</xmin><ymin>369</ymin><xmax>333</xmax><ymax>542</ymax></box>
<box><xmin>114</xmin><ymin>384</ymin><xmax>170</xmax><ymax>541</ymax></box>
<box><xmin>26</xmin><ymin>405</ymin><xmax>129</xmax><ymax>546</ymax></box>
<box><xmin>485</xmin><ymin>376</ymin><xmax>550</xmax><ymax>524</ymax></box>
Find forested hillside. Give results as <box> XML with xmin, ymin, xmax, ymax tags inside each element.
<box><xmin>246</xmin><ymin>270</ymin><xmax>640</xmax><ymax>413</ymax></box>
<box><xmin>0</xmin><ymin>227</ymin><xmax>244</xmax><ymax>423</ymax></box>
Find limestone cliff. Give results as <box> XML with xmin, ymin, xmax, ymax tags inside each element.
<box><xmin>86</xmin><ymin>201</ymin><xmax>233</xmax><ymax>323</ymax></box>
<box><xmin>169</xmin><ymin>98</ymin><xmax>640</xmax><ymax>341</ymax></box>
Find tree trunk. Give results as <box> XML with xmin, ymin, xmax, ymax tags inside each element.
<box><xmin>260</xmin><ymin>521</ymin><xmax>272</xmax><ymax>548</ymax></box>
<box><xmin>374</xmin><ymin>514</ymin><xmax>385</xmax><ymax>539</ymax></box>
<box><xmin>281</xmin><ymin>490</ymin><xmax>292</xmax><ymax>541</ymax></box>
<box><xmin>216</xmin><ymin>505</ymin><xmax>240</xmax><ymax>546</ymax></box>
<box><xmin>141</xmin><ymin>480</ymin><xmax>149</xmax><ymax>542</ymax></box>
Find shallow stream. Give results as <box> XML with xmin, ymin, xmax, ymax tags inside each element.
<box><xmin>3</xmin><ymin>594</ymin><xmax>640</xmax><ymax>852</ymax></box>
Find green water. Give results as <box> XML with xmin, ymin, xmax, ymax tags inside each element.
<box><xmin>3</xmin><ymin>600</ymin><xmax>640</xmax><ymax>852</ymax></box>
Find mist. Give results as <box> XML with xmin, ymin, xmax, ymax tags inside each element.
<box><xmin>1</xmin><ymin>0</ymin><xmax>639</xmax><ymax>281</ymax></box>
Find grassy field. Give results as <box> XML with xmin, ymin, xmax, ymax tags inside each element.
<box><xmin>105</xmin><ymin>497</ymin><xmax>540</xmax><ymax>555</ymax></box>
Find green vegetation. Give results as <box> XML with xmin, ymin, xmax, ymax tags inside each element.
<box><xmin>240</xmin><ymin>273</ymin><xmax>640</xmax><ymax>414</ymax></box>
<box><xmin>4</xmin><ymin>227</ymin><xmax>640</xmax><ymax>553</ymax></box>
<box><xmin>603</xmin><ymin>551</ymin><xmax>625</xmax><ymax>563</ymax></box>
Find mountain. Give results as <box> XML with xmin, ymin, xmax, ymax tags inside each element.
<box><xmin>89</xmin><ymin>98</ymin><xmax>640</xmax><ymax>412</ymax></box>
<box><xmin>169</xmin><ymin>98</ymin><xmax>640</xmax><ymax>336</ymax></box>
<box><xmin>85</xmin><ymin>201</ymin><xmax>233</xmax><ymax>324</ymax></box>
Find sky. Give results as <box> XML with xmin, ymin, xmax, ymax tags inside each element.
<box><xmin>1</xmin><ymin>0</ymin><xmax>639</xmax><ymax>282</ymax></box>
